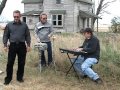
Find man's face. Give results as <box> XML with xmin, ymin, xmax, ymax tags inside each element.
<box><xmin>13</xmin><ymin>13</ymin><xmax>21</xmax><ymax>23</ymax></box>
<box><xmin>83</xmin><ymin>32</ymin><xmax>91</xmax><ymax>39</ymax></box>
<box><xmin>40</xmin><ymin>15</ymin><xmax>47</xmax><ymax>24</ymax></box>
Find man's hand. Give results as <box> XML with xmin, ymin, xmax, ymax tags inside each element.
<box><xmin>36</xmin><ymin>38</ymin><xmax>40</xmax><ymax>43</ymax></box>
<box><xmin>76</xmin><ymin>48</ymin><xmax>83</xmax><ymax>52</ymax></box>
<box><xmin>4</xmin><ymin>47</ymin><xmax>8</xmax><ymax>52</ymax></box>
<box><xmin>51</xmin><ymin>35</ymin><xmax>56</xmax><ymax>41</ymax></box>
<box><xmin>73</xmin><ymin>48</ymin><xmax>83</xmax><ymax>52</ymax></box>
<box><xmin>48</xmin><ymin>34</ymin><xmax>51</xmax><ymax>38</ymax></box>
<box><xmin>27</xmin><ymin>46</ymin><xmax>31</xmax><ymax>52</ymax></box>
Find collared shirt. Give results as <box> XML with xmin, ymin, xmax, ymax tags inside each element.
<box><xmin>34</xmin><ymin>22</ymin><xmax>54</xmax><ymax>42</ymax></box>
<box><xmin>3</xmin><ymin>21</ymin><xmax>31</xmax><ymax>47</ymax></box>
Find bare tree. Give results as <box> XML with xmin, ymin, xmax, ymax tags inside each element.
<box><xmin>93</xmin><ymin>0</ymin><xmax>116</xmax><ymax>24</ymax></box>
<box><xmin>0</xmin><ymin>0</ymin><xmax>7</xmax><ymax>15</ymax></box>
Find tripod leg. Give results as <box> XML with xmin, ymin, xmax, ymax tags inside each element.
<box><xmin>52</xmin><ymin>40</ymin><xmax>56</xmax><ymax>72</ymax></box>
<box><xmin>38</xmin><ymin>48</ymin><xmax>42</xmax><ymax>73</ymax></box>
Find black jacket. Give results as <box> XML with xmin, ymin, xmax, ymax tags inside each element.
<box><xmin>80</xmin><ymin>35</ymin><xmax>100</xmax><ymax>61</ymax></box>
<box><xmin>3</xmin><ymin>21</ymin><xmax>31</xmax><ymax>47</ymax></box>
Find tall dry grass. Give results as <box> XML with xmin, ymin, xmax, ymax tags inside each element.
<box><xmin>0</xmin><ymin>31</ymin><xmax>120</xmax><ymax>90</ymax></box>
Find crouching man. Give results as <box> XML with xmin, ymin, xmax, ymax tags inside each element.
<box><xmin>73</xmin><ymin>28</ymin><xmax>102</xmax><ymax>84</ymax></box>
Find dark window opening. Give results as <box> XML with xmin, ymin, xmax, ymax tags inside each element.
<box><xmin>23</xmin><ymin>17</ymin><xmax>26</xmax><ymax>23</ymax></box>
<box><xmin>56</xmin><ymin>0</ymin><xmax>61</xmax><ymax>4</ymax></box>
<box><xmin>52</xmin><ymin>14</ymin><xmax>63</xmax><ymax>27</ymax></box>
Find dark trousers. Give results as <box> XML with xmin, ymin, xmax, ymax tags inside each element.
<box><xmin>41</xmin><ymin>42</ymin><xmax>52</xmax><ymax>65</ymax></box>
<box><xmin>5</xmin><ymin>42</ymin><xmax>26</xmax><ymax>82</ymax></box>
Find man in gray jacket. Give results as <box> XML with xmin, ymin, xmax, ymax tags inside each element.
<box><xmin>34</xmin><ymin>13</ymin><xmax>53</xmax><ymax>67</ymax></box>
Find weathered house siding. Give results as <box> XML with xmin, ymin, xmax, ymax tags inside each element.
<box><xmin>22</xmin><ymin>2</ymin><xmax>43</xmax><ymax>29</ymax></box>
<box><xmin>43</xmin><ymin>0</ymin><xmax>76</xmax><ymax>32</ymax></box>
<box><xmin>24</xmin><ymin>3</ymin><xmax>43</xmax><ymax>12</ymax></box>
<box><xmin>25</xmin><ymin>16</ymin><xmax>39</xmax><ymax>29</ymax></box>
<box><xmin>22</xmin><ymin>0</ymin><xmax>97</xmax><ymax>32</ymax></box>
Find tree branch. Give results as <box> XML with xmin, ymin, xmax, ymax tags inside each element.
<box><xmin>0</xmin><ymin>0</ymin><xmax>7</xmax><ymax>15</ymax></box>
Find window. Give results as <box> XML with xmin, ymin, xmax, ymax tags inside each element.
<box><xmin>56</xmin><ymin>0</ymin><xmax>61</xmax><ymax>4</ymax></box>
<box><xmin>22</xmin><ymin>17</ymin><xmax>26</xmax><ymax>23</ymax></box>
<box><xmin>52</xmin><ymin>14</ymin><xmax>63</xmax><ymax>27</ymax></box>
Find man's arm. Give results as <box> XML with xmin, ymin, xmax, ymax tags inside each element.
<box><xmin>25</xmin><ymin>25</ymin><xmax>31</xmax><ymax>47</ymax></box>
<box><xmin>83</xmin><ymin>39</ymin><xmax>98</xmax><ymax>53</ymax></box>
<box><xmin>48</xmin><ymin>24</ymin><xmax>54</xmax><ymax>37</ymax></box>
<box><xmin>3</xmin><ymin>24</ymin><xmax>9</xmax><ymax>47</ymax></box>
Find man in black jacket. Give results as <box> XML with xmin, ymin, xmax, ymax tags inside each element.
<box><xmin>3</xmin><ymin>10</ymin><xmax>31</xmax><ymax>85</ymax></box>
<box><xmin>73</xmin><ymin>28</ymin><xmax>102</xmax><ymax>84</ymax></box>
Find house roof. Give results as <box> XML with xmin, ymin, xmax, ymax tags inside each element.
<box><xmin>49</xmin><ymin>10</ymin><xmax>66</xmax><ymax>14</ymax></box>
<box><xmin>79</xmin><ymin>10</ymin><xmax>101</xmax><ymax>19</ymax></box>
<box><xmin>21</xmin><ymin>0</ymin><xmax>43</xmax><ymax>3</ymax></box>
<box><xmin>22</xmin><ymin>10</ymin><xmax>43</xmax><ymax>16</ymax></box>
<box><xmin>77</xmin><ymin>0</ymin><xmax>93</xmax><ymax>4</ymax></box>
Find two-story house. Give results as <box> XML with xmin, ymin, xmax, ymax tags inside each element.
<box><xmin>22</xmin><ymin>0</ymin><xmax>99</xmax><ymax>32</ymax></box>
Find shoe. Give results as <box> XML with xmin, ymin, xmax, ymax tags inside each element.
<box><xmin>48</xmin><ymin>63</ymin><xmax>52</xmax><ymax>66</ymax></box>
<box><xmin>4</xmin><ymin>80</ymin><xmax>10</xmax><ymax>85</ymax></box>
<box><xmin>94</xmin><ymin>78</ymin><xmax>103</xmax><ymax>84</ymax></box>
<box><xmin>81</xmin><ymin>75</ymin><xmax>88</xmax><ymax>79</ymax></box>
<box><xmin>48</xmin><ymin>62</ymin><xmax>53</xmax><ymax>66</ymax></box>
<box><xmin>17</xmin><ymin>79</ymin><xmax>24</xmax><ymax>83</ymax></box>
<box><xmin>41</xmin><ymin>64</ymin><xmax>46</xmax><ymax>67</ymax></box>
<box><xmin>4</xmin><ymin>78</ymin><xmax>11</xmax><ymax>85</ymax></box>
<box><xmin>48</xmin><ymin>62</ymin><xmax>54</xmax><ymax>68</ymax></box>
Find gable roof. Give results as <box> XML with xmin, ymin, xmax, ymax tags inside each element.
<box><xmin>77</xmin><ymin>0</ymin><xmax>93</xmax><ymax>4</ymax></box>
<box><xmin>79</xmin><ymin>10</ymin><xmax>101</xmax><ymax>19</ymax></box>
<box><xmin>21</xmin><ymin>0</ymin><xmax>43</xmax><ymax>3</ymax></box>
<box><xmin>22</xmin><ymin>10</ymin><xmax>43</xmax><ymax>16</ymax></box>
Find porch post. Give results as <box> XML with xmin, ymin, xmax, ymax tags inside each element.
<box><xmin>97</xmin><ymin>18</ymin><xmax>98</xmax><ymax>32</ymax></box>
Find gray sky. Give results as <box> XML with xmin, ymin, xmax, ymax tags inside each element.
<box><xmin>1</xmin><ymin>0</ymin><xmax>120</xmax><ymax>25</ymax></box>
<box><xmin>1</xmin><ymin>0</ymin><xmax>24</xmax><ymax>21</ymax></box>
<box><xmin>95</xmin><ymin>0</ymin><xmax>120</xmax><ymax>25</ymax></box>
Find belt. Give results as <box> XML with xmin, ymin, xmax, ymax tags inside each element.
<box><xmin>10</xmin><ymin>42</ymin><xmax>25</xmax><ymax>44</ymax></box>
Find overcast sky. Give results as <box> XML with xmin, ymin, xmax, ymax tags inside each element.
<box><xmin>1</xmin><ymin>0</ymin><xmax>24</xmax><ymax>21</ymax></box>
<box><xmin>1</xmin><ymin>0</ymin><xmax>120</xmax><ymax>25</ymax></box>
<box><xmin>95</xmin><ymin>0</ymin><xmax>120</xmax><ymax>25</ymax></box>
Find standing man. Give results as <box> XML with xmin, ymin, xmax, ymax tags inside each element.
<box><xmin>3</xmin><ymin>10</ymin><xmax>31</xmax><ymax>85</ymax></box>
<box><xmin>34</xmin><ymin>13</ymin><xmax>53</xmax><ymax>67</ymax></box>
<box><xmin>73</xmin><ymin>28</ymin><xmax>102</xmax><ymax>84</ymax></box>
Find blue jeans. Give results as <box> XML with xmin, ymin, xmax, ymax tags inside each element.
<box><xmin>73</xmin><ymin>56</ymin><xmax>99</xmax><ymax>80</ymax></box>
<box><xmin>72</xmin><ymin>56</ymin><xmax>84</xmax><ymax>75</ymax></box>
<box><xmin>40</xmin><ymin>42</ymin><xmax>52</xmax><ymax>65</ymax></box>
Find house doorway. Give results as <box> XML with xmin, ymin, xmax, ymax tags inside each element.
<box><xmin>22</xmin><ymin>17</ymin><xmax>26</xmax><ymax>23</ymax></box>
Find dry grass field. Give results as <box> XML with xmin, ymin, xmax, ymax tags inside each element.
<box><xmin>0</xmin><ymin>30</ymin><xmax>120</xmax><ymax>90</ymax></box>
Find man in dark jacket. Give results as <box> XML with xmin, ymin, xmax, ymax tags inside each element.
<box><xmin>3</xmin><ymin>10</ymin><xmax>31</xmax><ymax>85</ymax></box>
<box><xmin>73</xmin><ymin>28</ymin><xmax>102</xmax><ymax>84</ymax></box>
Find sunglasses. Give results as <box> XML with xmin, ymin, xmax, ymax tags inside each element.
<box><xmin>42</xmin><ymin>18</ymin><xmax>47</xmax><ymax>20</ymax></box>
<box><xmin>14</xmin><ymin>16</ymin><xmax>20</xmax><ymax>18</ymax></box>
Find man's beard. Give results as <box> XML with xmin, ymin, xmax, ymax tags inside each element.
<box><xmin>14</xmin><ymin>20</ymin><xmax>20</xmax><ymax>23</ymax></box>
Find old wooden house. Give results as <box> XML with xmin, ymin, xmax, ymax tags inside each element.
<box><xmin>22</xmin><ymin>0</ymin><xmax>98</xmax><ymax>32</ymax></box>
